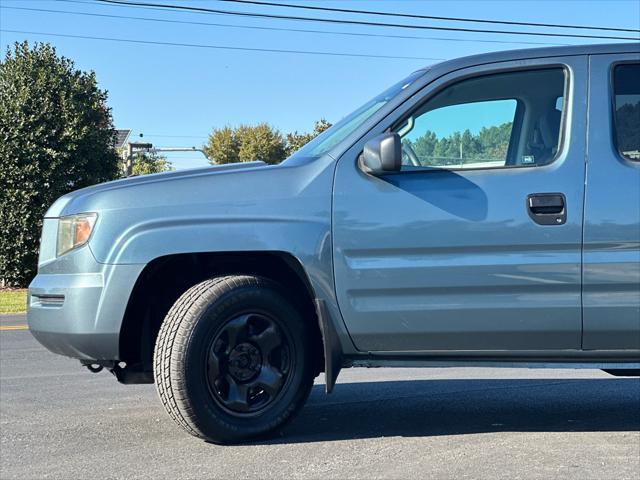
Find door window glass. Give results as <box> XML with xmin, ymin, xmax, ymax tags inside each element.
<box><xmin>395</xmin><ymin>68</ymin><xmax>566</xmax><ymax>170</ymax></box>
<box><xmin>612</xmin><ymin>63</ymin><xmax>640</xmax><ymax>161</ymax></box>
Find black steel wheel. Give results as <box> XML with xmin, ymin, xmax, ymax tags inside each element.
<box><xmin>154</xmin><ymin>275</ymin><xmax>315</xmax><ymax>444</ymax></box>
<box><xmin>206</xmin><ymin>312</ymin><xmax>292</xmax><ymax>415</ymax></box>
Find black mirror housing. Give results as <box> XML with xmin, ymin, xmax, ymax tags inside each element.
<box><xmin>361</xmin><ymin>133</ymin><xmax>402</xmax><ymax>174</ymax></box>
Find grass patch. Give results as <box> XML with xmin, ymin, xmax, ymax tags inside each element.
<box><xmin>0</xmin><ymin>289</ymin><xmax>28</xmax><ymax>314</ymax></box>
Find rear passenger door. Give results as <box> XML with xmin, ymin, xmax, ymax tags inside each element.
<box><xmin>583</xmin><ymin>54</ymin><xmax>640</xmax><ymax>350</ymax></box>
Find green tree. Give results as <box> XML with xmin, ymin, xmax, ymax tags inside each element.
<box><xmin>409</xmin><ymin>130</ymin><xmax>437</xmax><ymax>161</ymax></box>
<box><xmin>0</xmin><ymin>41</ymin><xmax>120</xmax><ymax>286</ymax></box>
<box><xmin>236</xmin><ymin>123</ymin><xmax>286</xmax><ymax>165</ymax></box>
<box><xmin>130</xmin><ymin>152</ymin><xmax>172</xmax><ymax>176</ymax></box>
<box><xmin>406</xmin><ymin>122</ymin><xmax>513</xmax><ymax>166</ymax></box>
<box><xmin>205</xmin><ymin>119</ymin><xmax>332</xmax><ymax>166</ymax></box>
<box><xmin>205</xmin><ymin>123</ymin><xmax>285</xmax><ymax>165</ymax></box>
<box><xmin>285</xmin><ymin>131</ymin><xmax>314</xmax><ymax>156</ymax></box>
<box><xmin>285</xmin><ymin>118</ymin><xmax>332</xmax><ymax>156</ymax></box>
<box><xmin>203</xmin><ymin>126</ymin><xmax>239</xmax><ymax>165</ymax></box>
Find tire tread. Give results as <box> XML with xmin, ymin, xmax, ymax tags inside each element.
<box><xmin>153</xmin><ymin>275</ymin><xmax>312</xmax><ymax>442</ymax></box>
<box><xmin>154</xmin><ymin>276</ymin><xmax>243</xmax><ymax>439</ymax></box>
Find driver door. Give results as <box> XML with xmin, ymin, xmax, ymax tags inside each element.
<box><xmin>332</xmin><ymin>57</ymin><xmax>587</xmax><ymax>353</ymax></box>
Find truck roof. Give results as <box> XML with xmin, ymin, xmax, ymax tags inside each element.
<box><xmin>429</xmin><ymin>42</ymin><xmax>640</xmax><ymax>71</ymax></box>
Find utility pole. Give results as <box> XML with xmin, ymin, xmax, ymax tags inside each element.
<box><xmin>124</xmin><ymin>142</ymin><xmax>153</xmax><ymax>177</ymax></box>
<box><xmin>124</xmin><ymin>143</ymin><xmax>132</xmax><ymax>177</ymax></box>
<box><xmin>123</xmin><ymin>144</ymin><xmax>209</xmax><ymax>177</ymax></box>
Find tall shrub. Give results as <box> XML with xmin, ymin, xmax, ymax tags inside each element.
<box><xmin>0</xmin><ymin>42</ymin><xmax>119</xmax><ymax>287</ymax></box>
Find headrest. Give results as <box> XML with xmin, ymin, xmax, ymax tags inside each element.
<box><xmin>538</xmin><ymin>109</ymin><xmax>562</xmax><ymax>149</ymax></box>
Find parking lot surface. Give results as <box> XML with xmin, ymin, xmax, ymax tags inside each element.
<box><xmin>1</xmin><ymin>314</ymin><xmax>639</xmax><ymax>479</ymax></box>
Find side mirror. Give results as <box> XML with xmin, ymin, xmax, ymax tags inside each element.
<box><xmin>360</xmin><ymin>133</ymin><xmax>402</xmax><ymax>174</ymax></box>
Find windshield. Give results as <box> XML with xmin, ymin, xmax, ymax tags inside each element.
<box><xmin>286</xmin><ymin>70</ymin><xmax>425</xmax><ymax>161</ymax></box>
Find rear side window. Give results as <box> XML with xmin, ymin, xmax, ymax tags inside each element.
<box><xmin>612</xmin><ymin>63</ymin><xmax>640</xmax><ymax>161</ymax></box>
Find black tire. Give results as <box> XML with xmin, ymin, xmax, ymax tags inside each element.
<box><xmin>153</xmin><ymin>275</ymin><xmax>315</xmax><ymax>444</ymax></box>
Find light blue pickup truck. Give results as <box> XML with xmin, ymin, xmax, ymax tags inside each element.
<box><xmin>29</xmin><ymin>43</ymin><xmax>639</xmax><ymax>443</ymax></box>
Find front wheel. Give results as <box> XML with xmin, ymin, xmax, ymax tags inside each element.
<box><xmin>153</xmin><ymin>275</ymin><xmax>315</xmax><ymax>444</ymax></box>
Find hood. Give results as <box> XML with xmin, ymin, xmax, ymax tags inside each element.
<box><xmin>45</xmin><ymin>161</ymin><xmax>268</xmax><ymax>218</ymax></box>
<box><xmin>41</xmin><ymin>153</ymin><xmax>336</xmax><ymax>265</ymax></box>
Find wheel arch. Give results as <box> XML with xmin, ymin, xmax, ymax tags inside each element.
<box><xmin>118</xmin><ymin>250</ymin><xmax>326</xmax><ymax>381</ymax></box>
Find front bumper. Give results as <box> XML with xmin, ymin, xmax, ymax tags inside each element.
<box><xmin>28</xmin><ymin>249</ymin><xmax>144</xmax><ymax>361</ymax></box>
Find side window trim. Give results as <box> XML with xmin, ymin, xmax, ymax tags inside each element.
<box><xmin>387</xmin><ymin>65</ymin><xmax>570</xmax><ymax>174</ymax></box>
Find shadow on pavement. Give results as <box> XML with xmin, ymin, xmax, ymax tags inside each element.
<box><xmin>267</xmin><ymin>378</ymin><xmax>640</xmax><ymax>444</ymax></box>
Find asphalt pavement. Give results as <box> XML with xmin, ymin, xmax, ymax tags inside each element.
<box><xmin>1</xmin><ymin>314</ymin><xmax>639</xmax><ymax>479</ymax></box>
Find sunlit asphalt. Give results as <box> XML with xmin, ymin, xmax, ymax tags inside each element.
<box><xmin>1</xmin><ymin>314</ymin><xmax>639</xmax><ymax>479</ymax></box>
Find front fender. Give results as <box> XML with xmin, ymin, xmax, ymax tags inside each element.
<box><xmin>103</xmin><ymin>215</ymin><xmax>329</xmax><ymax>267</ymax></box>
<box><xmin>84</xmin><ymin>157</ymin><xmax>359</xmax><ymax>356</ymax></box>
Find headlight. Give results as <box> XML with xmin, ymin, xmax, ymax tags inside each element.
<box><xmin>57</xmin><ymin>213</ymin><xmax>97</xmax><ymax>257</ymax></box>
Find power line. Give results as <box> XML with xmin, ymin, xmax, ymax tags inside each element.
<box><xmin>0</xmin><ymin>29</ymin><xmax>446</xmax><ymax>61</ymax></box>
<box><xmin>1</xmin><ymin>5</ymin><xmax>567</xmax><ymax>47</ymax></box>
<box><xmin>93</xmin><ymin>0</ymin><xmax>640</xmax><ymax>41</ymax></box>
<box><xmin>139</xmin><ymin>134</ymin><xmax>209</xmax><ymax>138</ymax></box>
<box><xmin>218</xmin><ymin>0</ymin><xmax>640</xmax><ymax>34</ymax></box>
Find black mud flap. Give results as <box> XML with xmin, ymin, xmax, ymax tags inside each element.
<box><xmin>314</xmin><ymin>299</ymin><xmax>343</xmax><ymax>393</ymax></box>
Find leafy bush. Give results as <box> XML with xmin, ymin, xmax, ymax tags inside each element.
<box><xmin>0</xmin><ymin>42</ymin><xmax>120</xmax><ymax>287</ymax></box>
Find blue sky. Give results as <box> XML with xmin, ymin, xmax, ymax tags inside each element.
<box><xmin>1</xmin><ymin>0</ymin><xmax>639</xmax><ymax>168</ymax></box>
